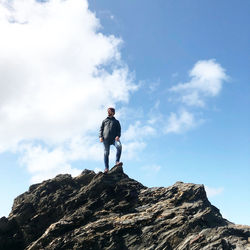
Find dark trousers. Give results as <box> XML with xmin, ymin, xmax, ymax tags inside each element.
<box><xmin>103</xmin><ymin>140</ymin><xmax>122</xmax><ymax>169</ymax></box>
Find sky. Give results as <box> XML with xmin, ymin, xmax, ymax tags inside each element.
<box><xmin>0</xmin><ymin>0</ymin><xmax>249</xmax><ymax>225</ymax></box>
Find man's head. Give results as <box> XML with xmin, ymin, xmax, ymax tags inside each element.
<box><xmin>107</xmin><ymin>107</ymin><xmax>115</xmax><ymax>117</ymax></box>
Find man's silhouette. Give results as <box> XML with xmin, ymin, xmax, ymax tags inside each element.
<box><xmin>99</xmin><ymin>107</ymin><xmax>122</xmax><ymax>173</ymax></box>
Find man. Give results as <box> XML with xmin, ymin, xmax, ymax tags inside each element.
<box><xmin>99</xmin><ymin>107</ymin><xmax>122</xmax><ymax>173</ymax></box>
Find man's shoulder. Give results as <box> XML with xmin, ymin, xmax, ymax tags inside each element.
<box><xmin>112</xmin><ymin>117</ymin><xmax>120</xmax><ymax>122</ymax></box>
<box><xmin>102</xmin><ymin>117</ymin><xmax>119</xmax><ymax>123</ymax></box>
<box><xmin>102</xmin><ymin>117</ymin><xmax>110</xmax><ymax>123</ymax></box>
<box><xmin>114</xmin><ymin>118</ymin><xmax>120</xmax><ymax>125</ymax></box>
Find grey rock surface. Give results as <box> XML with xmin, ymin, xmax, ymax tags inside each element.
<box><xmin>0</xmin><ymin>165</ymin><xmax>249</xmax><ymax>249</ymax></box>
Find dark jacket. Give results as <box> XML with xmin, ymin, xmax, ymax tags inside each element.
<box><xmin>99</xmin><ymin>116</ymin><xmax>121</xmax><ymax>143</ymax></box>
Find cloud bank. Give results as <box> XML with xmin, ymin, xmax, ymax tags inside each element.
<box><xmin>170</xmin><ymin>59</ymin><xmax>228</xmax><ymax>107</ymax></box>
<box><xmin>0</xmin><ymin>0</ymin><xmax>137</xmax><ymax>182</ymax></box>
<box><xmin>166</xmin><ymin>60</ymin><xmax>228</xmax><ymax>134</ymax></box>
<box><xmin>0</xmin><ymin>0</ymin><xmax>229</xmax><ymax>182</ymax></box>
<box><xmin>164</xmin><ymin>110</ymin><xmax>200</xmax><ymax>134</ymax></box>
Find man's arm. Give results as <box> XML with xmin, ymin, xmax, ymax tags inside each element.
<box><xmin>115</xmin><ymin>120</ymin><xmax>121</xmax><ymax>140</ymax></box>
<box><xmin>99</xmin><ymin>121</ymin><xmax>104</xmax><ymax>142</ymax></box>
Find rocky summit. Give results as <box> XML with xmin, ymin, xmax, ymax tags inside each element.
<box><xmin>0</xmin><ymin>165</ymin><xmax>249</xmax><ymax>250</ymax></box>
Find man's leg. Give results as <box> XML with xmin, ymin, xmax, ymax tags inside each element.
<box><xmin>114</xmin><ymin>140</ymin><xmax>122</xmax><ymax>164</ymax></box>
<box><xmin>103</xmin><ymin>141</ymin><xmax>110</xmax><ymax>171</ymax></box>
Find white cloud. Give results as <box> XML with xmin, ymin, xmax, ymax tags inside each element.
<box><xmin>119</xmin><ymin>120</ymin><xmax>155</xmax><ymax>160</ymax></box>
<box><xmin>122</xmin><ymin>141</ymin><xmax>146</xmax><ymax>160</ymax></box>
<box><xmin>123</xmin><ymin>121</ymin><xmax>156</xmax><ymax>141</ymax></box>
<box><xmin>19</xmin><ymin>144</ymin><xmax>82</xmax><ymax>183</ymax></box>
<box><xmin>170</xmin><ymin>59</ymin><xmax>228</xmax><ymax>107</ymax></box>
<box><xmin>0</xmin><ymin>0</ymin><xmax>137</xmax><ymax>182</ymax></box>
<box><xmin>148</xmin><ymin>79</ymin><xmax>160</xmax><ymax>92</ymax></box>
<box><xmin>18</xmin><ymin>134</ymin><xmax>107</xmax><ymax>183</ymax></box>
<box><xmin>205</xmin><ymin>186</ymin><xmax>224</xmax><ymax>198</ymax></box>
<box><xmin>118</xmin><ymin>106</ymin><xmax>144</xmax><ymax>122</ymax></box>
<box><xmin>164</xmin><ymin>110</ymin><xmax>201</xmax><ymax>134</ymax></box>
<box><xmin>148</xmin><ymin>115</ymin><xmax>161</xmax><ymax>125</ymax></box>
<box><xmin>164</xmin><ymin>59</ymin><xmax>227</xmax><ymax>135</ymax></box>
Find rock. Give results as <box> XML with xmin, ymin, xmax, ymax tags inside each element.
<box><xmin>0</xmin><ymin>165</ymin><xmax>249</xmax><ymax>250</ymax></box>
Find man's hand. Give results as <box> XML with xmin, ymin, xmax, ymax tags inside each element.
<box><xmin>115</xmin><ymin>136</ymin><xmax>119</xmax><ymax>141</ymax></box>
<box><xmin>100</xmin><ymin>137</ymin><xmax>103</xmax><ymax>142</ymax></box>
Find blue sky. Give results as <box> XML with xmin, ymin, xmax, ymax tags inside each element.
<box><xmin>0</xmin><ymin>0</ymin><xmax>249</xmax><ymax>226</ymax></box>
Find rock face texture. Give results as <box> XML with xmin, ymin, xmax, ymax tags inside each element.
<box><xmin>0</xmin><ymin>165</ymin><xmax>249</xmax><ymax>250</ymax></box>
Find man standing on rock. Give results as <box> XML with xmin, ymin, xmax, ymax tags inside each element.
<box><xmin>99</xmin><ymin>107</ymin><xmax>122</xmax><ymax>173</ymax></box>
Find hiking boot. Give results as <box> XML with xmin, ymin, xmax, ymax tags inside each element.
<box><xmin>104</xmin><ymin>168</ymin><xmax>109</xmax><ymax>173</ymax></box>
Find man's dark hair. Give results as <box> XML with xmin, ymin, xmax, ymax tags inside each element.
<box><xmin>108</xmin><ymin>107</ymin><xmax>115</xmax><ymax>114</ymax></box>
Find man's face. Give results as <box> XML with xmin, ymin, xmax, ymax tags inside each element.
<box><xmin>108</xmin><ymin>109</ymin><xmax>115</xmax><ymax>117</ymax></box>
